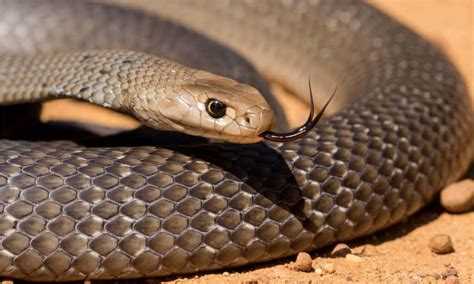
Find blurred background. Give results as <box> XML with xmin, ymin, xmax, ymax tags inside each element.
<box><xmin>40</xmin><ymin>0</ymin><xmax>473</xmax><ymax>131</ymax></box>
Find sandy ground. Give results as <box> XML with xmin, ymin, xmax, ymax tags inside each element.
<box><xmin>35</xmin><ymin>1</ymin><xmax>473</xmax><ymax>283</ymax></box>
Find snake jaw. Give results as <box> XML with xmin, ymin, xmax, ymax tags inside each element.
<box><xmin>260</xmin><ymin>81</ymin><xmax>337</xmax><ymax>142</ymax></box>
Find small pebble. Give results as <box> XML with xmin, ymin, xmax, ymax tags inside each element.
<box><xmin>315</xmin><ymin>267</ymin><xmax>323</xmax><ymax>275</ymax></box>
<box><xmin>441</xmin><ymin>265</ymin><xmax>458</xmax><ymax>279</ymax></box>
<box><xmin>429</xmin><ymin>234</ymin><xmax>455</xmax><ymax>254</ymax></box>
<box><xmin>311</xmin><ymin>259</ymin><xmax>319</xmax><ymax>270</ymax></box>
<box><xmin>331</xmin><ymin>243</ymin><xmax>351</xmax><ymax>257</ymax></box>
<box><xmin>445</xmin><ymin>275</ymin><xmax>460</xmax><ymax>284</ymax></box>
<box><xmin>351</xmin><ymin>245</ymin><xmax>366</xmax><ymax>255</ymax></box>
<box><xmin>322</xmin><ymin>263</ymin><xmax>335</xmax><ymax>274</ymax></box>
<box><xmin>291</xmin><ymin>252</ymin><xmax>313</xmax><ymax>272</ymax></box>
<box><xmin>440</xmin><ymin>179</ymin><xmax>474</xmax><ymax>213</ymax></box>
<box><xmin>345</xmin><ymin>254</ymin><xmax>363</xmax><ymax>262</ymax></box>
<box><xmin>411</xmin><ymin>275</ymin><xmax>422</xmax><ymax>283</ymax></box>
<box><xmin>246</xmin><ymin>280</ymin><xmax>258</xmax><ymax>284</ymax></box>
<box><xmin>222</xmin><ymin>272</ymin><xmax>229</xmax><ymax>276</ymax></box>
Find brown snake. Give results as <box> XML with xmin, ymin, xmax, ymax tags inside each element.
<box><xmin>0</xmin><ymin>0</ymin><xmax>472</xmax><ymax>281</ymax></box>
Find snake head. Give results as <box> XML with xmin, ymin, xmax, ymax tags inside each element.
<box><xmin>129</xmin><ymin>72</ymin><xmax>276</xmax><ymax>144</ymax></box>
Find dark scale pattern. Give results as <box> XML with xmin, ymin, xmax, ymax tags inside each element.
<box><xmin>0</xmin><ymin>87</ymin><xmax>472</xmax><ymax>280</ymax></box>
<box><xmin>0</xmin><ymin>0</ymin><xmax>473</xmax><ymax>282</ymax></box>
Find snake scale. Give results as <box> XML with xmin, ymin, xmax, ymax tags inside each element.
<box><xmin>0</xmin><ymin>0</ymin><xmax>472</xmax><ymax>281</ymax></box>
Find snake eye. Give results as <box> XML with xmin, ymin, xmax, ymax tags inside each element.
<box><xmin>205</xmin><ymin>99</ymin><xmax>226</xmax><ymax>118</ymax></box>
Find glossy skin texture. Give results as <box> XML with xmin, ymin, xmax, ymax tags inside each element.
<box><xmin>0</xmin><ymin>50</ymin><xmax>275</xmax><ymax>143</ymax></box>
<box><xmin>0</xmin><ymin>0</ymin><xmax>472</xmax><ymax>281</ymax></box>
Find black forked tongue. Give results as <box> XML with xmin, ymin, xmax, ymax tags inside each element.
<box><xmin>259</xmin><ymin>80</ymin><xmax>337</xmax><ymax>142</ymax></box>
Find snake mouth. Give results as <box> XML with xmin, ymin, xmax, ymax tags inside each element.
<box><xmin>166</xmin><ymin>116</ymin><xmax>264</xmax><ymax>144</ymax></box>
<box><xmin>259</xmin><ymin>81</ymin><xmax>337</xmax><ymax>142</ymax></box>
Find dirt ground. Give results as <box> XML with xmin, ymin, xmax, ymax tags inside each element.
<box><xmin>37</xmin><ymin>1</ymin><xmax>473</xmax><ymax>283</ymax></box>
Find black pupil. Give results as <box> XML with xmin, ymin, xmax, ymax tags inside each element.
<box><xmin>207</xmin><ymin>99</ymin><xmax>226</xmax><ymax>118</ymax></box>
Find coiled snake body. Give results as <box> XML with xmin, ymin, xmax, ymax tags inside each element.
<box><xmin>0</xmin><ymin>0</ymin><xmax>472</xmax><ymax>281</ymax></box>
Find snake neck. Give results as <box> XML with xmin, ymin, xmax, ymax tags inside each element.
<box><xmin>0</xmin><ymin>49</ymin><xmax>198</xmax><ymax>118</ymax></box>
<box><xmin>0</xmin><ymin>49</ymin><xmax>276</xmax><ymax>142</ymax></box>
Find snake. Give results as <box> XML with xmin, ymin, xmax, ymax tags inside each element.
<box><xmin>0</xmin><ymin>0</ymin><xmax>472</xmax><ymax>281</ymax></box>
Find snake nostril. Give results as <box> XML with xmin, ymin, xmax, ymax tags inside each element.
<box><xmin>244</xmin><ymin>116</ymin><xmax>251</xmax><ymax>124</ymax></box>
